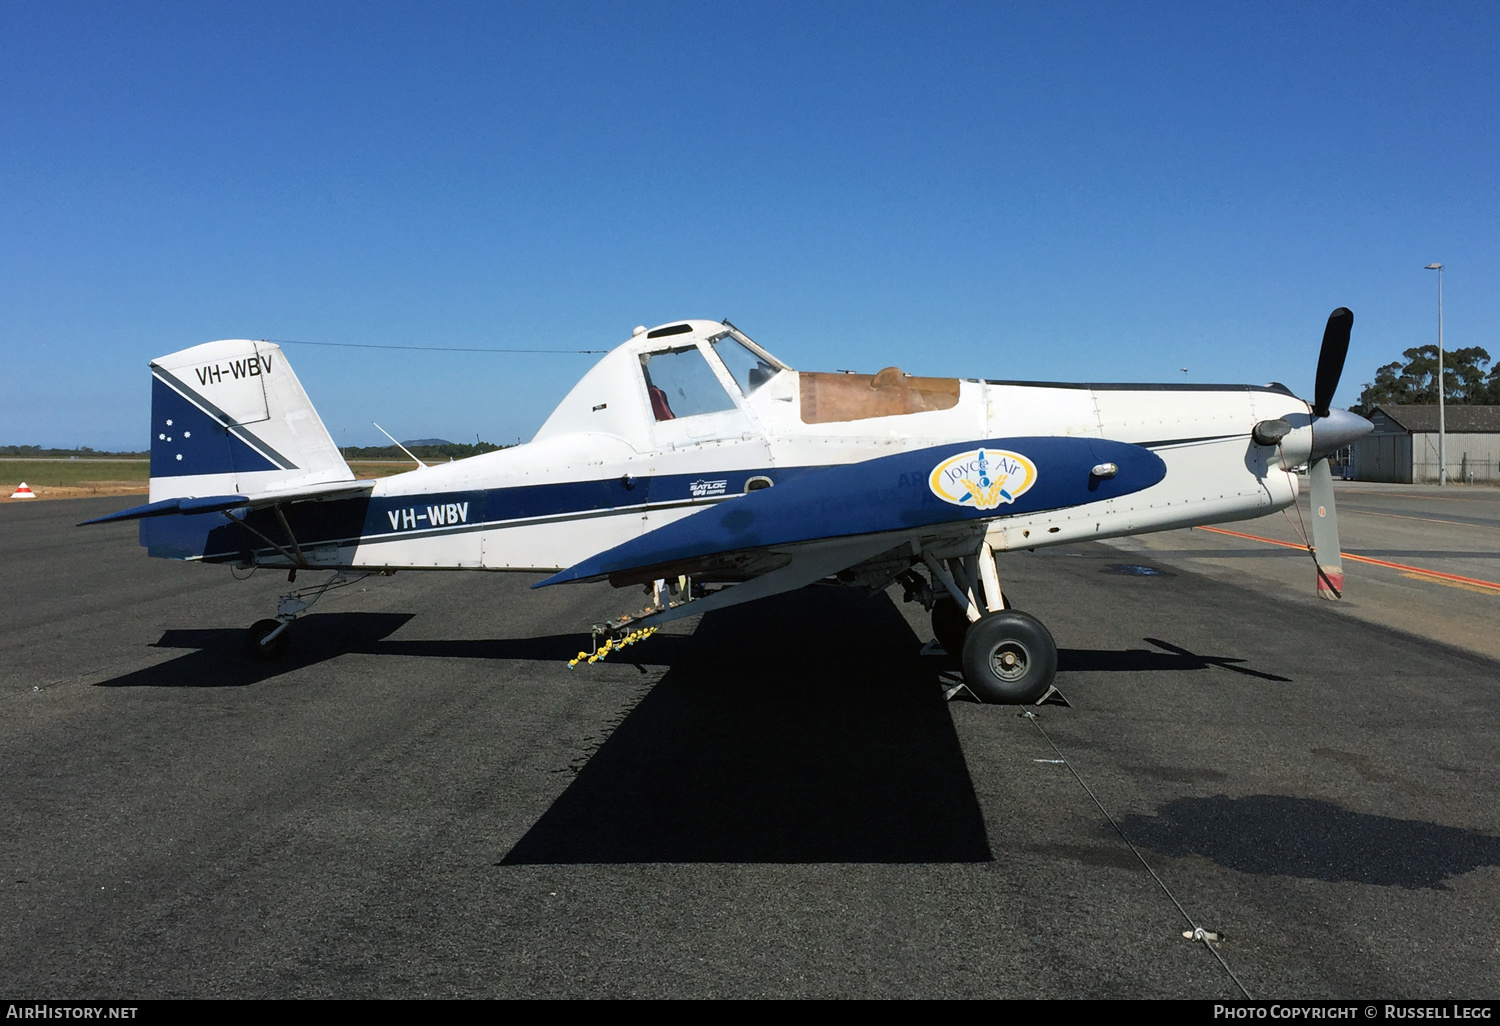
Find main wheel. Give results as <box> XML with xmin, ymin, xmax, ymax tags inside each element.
<box><xmin>960</xmin><ymin>610</ymin><xmax>1057</xmax><ymax>704</ymax></box>
<box><xmin>931</xmin><ymin>598</ymin><xmax>970</xmax><ymax>656</ymax></box>
<box><xmin>244</xmin><ymin>618</ymin><xmax>291</xmax><ymax>660</ymax></box>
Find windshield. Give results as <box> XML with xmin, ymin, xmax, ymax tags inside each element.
<box><xmin>639</xmin><ymin>346</ymin><xmax>737</xmax><ymax>420</ymax></box>
<box><xmin>710</xmin><ymin>333</ymin><xmax>781</xmax><ymax>396</ymax></box>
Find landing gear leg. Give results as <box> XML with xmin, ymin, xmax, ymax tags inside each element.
<box><xmin>924</xmin><ymin>543</ymin><xmax>1054</xmax><ymax>703</ymax></box>
<box><xmin>924</xmin><ymin>545</ymin><xmax>1010</xmax><ymax>658</ymax></box>
<box><xmin>242</xmin><ymin>570</ymin><xmax>380</xmax><ymax>661</ymax></box>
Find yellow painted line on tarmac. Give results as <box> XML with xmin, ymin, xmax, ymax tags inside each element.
<box><xmin>1397</xmin><ymin>571</ymin><xmax>1500</xmax><ymax>595</ymax></box>
<box><xmin>1196</xmin><ymin>526</ymin><xmax>1500</xmax><ymax>594</ymax></box>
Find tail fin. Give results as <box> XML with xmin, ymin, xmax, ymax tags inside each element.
<box><xmin>148</xmin><ymin>340</ymin><xmax>352</xmax><ymax>502</ymax></box>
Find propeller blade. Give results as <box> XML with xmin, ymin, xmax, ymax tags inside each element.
<box><xmin>1308</xmin><ymin>457</ymin><xmax>1343</xmax><ymax>599</ymax></box>
<box><xmin>1313</xmin><ymin>307</ymin><xmax>1354</xmax><ymax>417</ymax></box>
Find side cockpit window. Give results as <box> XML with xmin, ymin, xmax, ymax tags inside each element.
<box><xmin>640</xmin><ymin>346</ymin><xmax>736</xmax><ymax>421</ymax></box>
<box><xmin>710</xmin><ymin>333</ymin><xmax>781</xmax><ymax>396</ymax></box>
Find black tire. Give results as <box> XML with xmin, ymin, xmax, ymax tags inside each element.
<box><xmin>960</xmin><ymin>610</ymin><xmax>1057</xmax><ymax>704</ymax></box>
<box><xmin>244</xmin><ymin>618</ymin><xmax>290</xmax><ymax>660</ymax></box>
<box><xmin>931</xmin><ymin>598</ymin><xmax>970</xmax><ymax>657</ymax></box>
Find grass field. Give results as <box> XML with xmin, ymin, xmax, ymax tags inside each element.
<box><xmin>0</xmin><ymin>460</ymin><xmax>149</xmax><ymax>487</ymax></box>
<box><xmin>347</xmin><ymin>461</ymin><xmax>415</xmax><ymax>480</ymax></box>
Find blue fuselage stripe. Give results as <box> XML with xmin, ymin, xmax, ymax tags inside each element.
<box><xmin>538</xmin><ymin>436</ymin><xmax>1169</xmax><ymax>586</ymax></box>
<box><xmin>140</xmin><ymin>465</ymin><xmax>818</xmax><ymax>561</ymax></box>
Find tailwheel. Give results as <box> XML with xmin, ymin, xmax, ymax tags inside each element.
<box><xmin>960</xmin><ymin>610</ymin><xmax>1057</xmax><ymax>704</ymax></box>
<box><xmin>244</xmin><ymin>618</ymin><xmax>291</xmax><ymax>661</ymax></box>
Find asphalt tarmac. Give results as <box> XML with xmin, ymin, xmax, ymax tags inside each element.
<box><xmin>1108</xmin><ymin>480</ymin><xmax>1500</xmax><ymax>662</ymax></box>
<box><xmin>2</xmin><ymin>495</ymin><xmax>1498</xmax><ymax>999</ymax></box>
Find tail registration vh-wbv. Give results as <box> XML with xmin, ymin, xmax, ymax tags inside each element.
<box><xmin>84</xmin><ymin>313</ymin><xmax>1372</xmax><ymax>703</ymax></box>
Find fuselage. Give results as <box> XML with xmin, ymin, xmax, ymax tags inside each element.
<box><xmin>142</xmin><ymin>319</ymin><xmax>1311</xmax><ymax>574</ymax></box>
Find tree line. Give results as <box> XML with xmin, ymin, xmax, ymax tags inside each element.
<box><xmin>341</xmin><ymin>440</ymin><xmax>510</xmax><ymax>461</ymax></box>
<box><xmin>1</xmin><ymin>441</ymin><xmax>512</xmax><ymax>461</ymax></box>
<box><xmin>1354</xmin><ymin>345</ymin><xmax>1500</xmax><ymax>415</ymax></box>
<box><xmin>0</xmin><ymin>445</ymin><xmax>148</xmax><ymax>458</ymax></box>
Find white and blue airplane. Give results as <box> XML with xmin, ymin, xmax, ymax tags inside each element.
<box><xmin>83</xmin><ymin>313</ymin><xmax>1372</xmax><ymax>703</ymax></box>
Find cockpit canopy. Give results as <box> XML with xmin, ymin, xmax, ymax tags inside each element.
<box><xmin>639</xmin><ymin>330</ymin><xmax>781</xmax><ymax>421</ymax></box>
<box><xmin>531</xmin><ymin>320</ymin><xmax>788</xmax><ymax>448</ymax></box>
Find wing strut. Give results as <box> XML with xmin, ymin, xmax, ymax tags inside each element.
<box><xmin>221</xmin><ymin>504</ymin><xmax>310</xmax><ymax>569</ymax></box>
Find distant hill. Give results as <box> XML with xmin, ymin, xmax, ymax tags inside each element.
<box><xmin>401</xmin><ymin>438</ymin><xmax>454</xmax><ymax>447</ymax></box>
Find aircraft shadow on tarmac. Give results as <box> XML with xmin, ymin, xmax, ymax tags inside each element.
<box><xmin>94</xmin><ymin>614</ymin><xmax>698</xmax><ymax>688</ymax></box>
<box><xmin>97</xmin><ymin>612</ymin><xmax>419</xmax><ymax>688</ymax></box>
<box><xmin>502</xmin><ymin>587</ymin><xmax>997</xmax><ymax>865</ymax></box>
<box><xmin>1059</xmin><ymin>639</ymin><xmax>1293</xmax><ymax>682</ymax></box>
<box><xmin>496</xmin><ymin>592</ymin><xmax>1293</xmax><ymax>864</ymax></box>
<box><xmin>1121</xmin><ymin>795</ymin><xmax>1500</xmax><ymax>889</ymax></box>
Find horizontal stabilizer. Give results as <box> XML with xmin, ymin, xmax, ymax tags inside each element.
<box><xmin>79</xmin><ymin>494</ymin><xmax>250</xmax><ymax>525</ymax></box>
<box><xmin>79</xmin><ymin>479</ymin><xmax>376</xmax><ymax>526</ymax></box>
<box><xmin>536</xmin><ymin>435</ymin><xmax>1165</xmax><ymax>588</ymax></box>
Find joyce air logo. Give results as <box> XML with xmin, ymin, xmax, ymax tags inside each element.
<box><xmin>929</xmin><ymin>449</ymin><xmax>1037</xmax><ymax>510</ymax></box>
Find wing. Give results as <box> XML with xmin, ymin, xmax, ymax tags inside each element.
<box><xmin>535</xmin><ymin>436</ymin><xmax>1166</xmax><ymax>627</ymax></box>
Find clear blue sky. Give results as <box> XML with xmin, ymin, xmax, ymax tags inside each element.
<box><xmin>3</xmin><ymin>1</ymin><xmax>1496</xmax><ymax>450</ymax></box>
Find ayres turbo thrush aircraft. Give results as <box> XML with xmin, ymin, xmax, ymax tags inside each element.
<box><xmin>83</xmin><ymin>312</ymin><xmax>1372</xmax><ymax>703</ymax></box>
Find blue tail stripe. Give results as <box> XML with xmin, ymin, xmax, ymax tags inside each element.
<box><xmin>149</xmin><ymin>376</ymin><xmax>281</xmax><ymax>478</ymax></box>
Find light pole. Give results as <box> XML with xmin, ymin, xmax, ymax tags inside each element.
<box><xmin>1425</xmin><ymin>263</ymin><xmax>1446</xmax><ymax>485</ymax></box>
